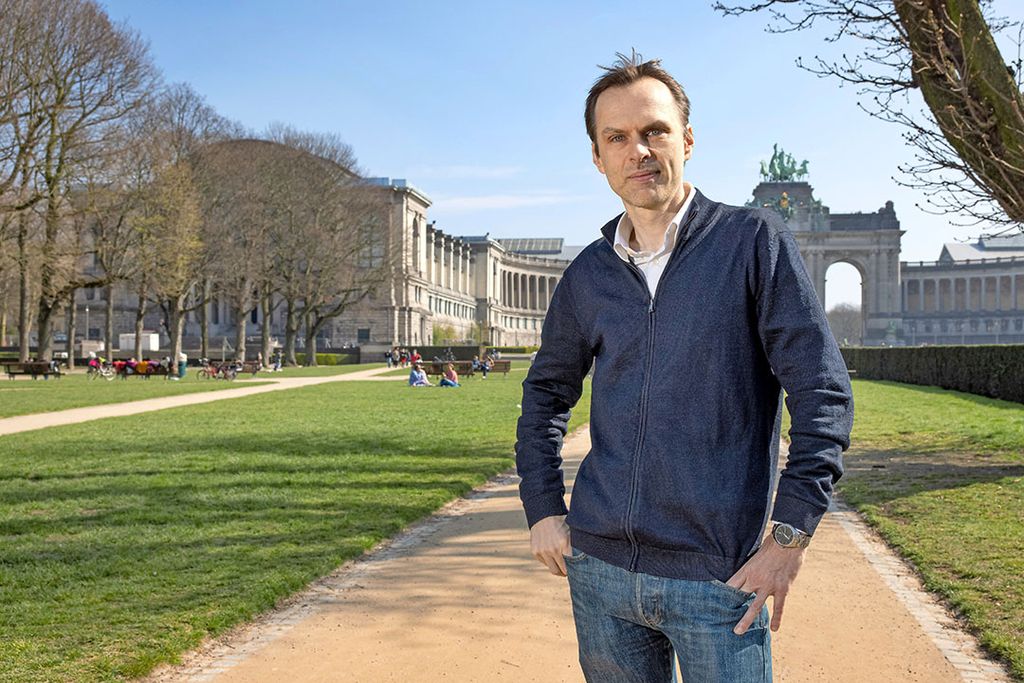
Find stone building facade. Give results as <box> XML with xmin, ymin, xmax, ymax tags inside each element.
<box><xmin>333</xmin><ymin>178</ymin><xmax>579</xmax><ymax>348</ymax></box>
<box><xmin>899</xmin><ymin>235</ymin><xmax>1024</xmax><ymax>344</ymax></box>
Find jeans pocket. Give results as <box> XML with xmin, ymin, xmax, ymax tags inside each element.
<box><xmin>563</xmin><ymin>547</ymin><xmax>589</xmax><ymax>563</ymax></box>
<box><xmin>709</xmin><ymin>579</ymin><xmax>755</xmax><ymax>601</ymax></box>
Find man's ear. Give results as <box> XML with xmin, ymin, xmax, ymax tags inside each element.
<box><xmin>592</xmin><ymin>142</ymin><xmax>605</xmax><ymax>174</ymax></box>
<box><xmin>683</xmin><ymin>124</ymin><xmax>694</xmax><ymax>162</ymax></box>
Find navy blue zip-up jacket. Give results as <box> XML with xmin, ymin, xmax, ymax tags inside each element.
<box><xmin>515</xmin><ymin>190</ymin><xmax>854</xmax><ymax>582</ymax></box>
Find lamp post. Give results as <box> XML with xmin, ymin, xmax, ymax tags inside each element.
<box><xmin>85</xmin><ymin>306</ymin><xmax>90</xmax><ymax>341</ymax></box>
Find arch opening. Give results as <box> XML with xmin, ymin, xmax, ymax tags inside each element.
<box><xmin>824</xmin><ymin>261</ymin><xmax>865</xmax><ymax>346</ymax></box>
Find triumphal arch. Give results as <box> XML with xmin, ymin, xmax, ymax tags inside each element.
<box><xmin>748</xmin><ymin>146</ymin><xmax>904</xmax><ymax>344</ymax></box>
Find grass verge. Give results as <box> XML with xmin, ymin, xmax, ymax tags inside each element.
<box><xmin>786</xmin><ymin>380</ymin><xmax>1023</xmax><ymax>679</ymax></box>
<box><xmin>0</xmin><ymin>375</ymin><xmax>590</xmax><ymax>681</ymax></box>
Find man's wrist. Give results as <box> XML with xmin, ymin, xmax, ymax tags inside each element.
<box><xmin>770</xmin><ymin>522</ymin><xmax>811</xmax><ymax>549</ymax></box>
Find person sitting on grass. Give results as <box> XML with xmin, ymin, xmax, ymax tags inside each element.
<box><xmin>408</xmin><ymin>361</ymin><xmax>432</xmax><ymax>387</ymax></box>
<box><xmin>440</xmin><ymin>363</ymin><xmax>460</xmax><ymax>388</ymax></box>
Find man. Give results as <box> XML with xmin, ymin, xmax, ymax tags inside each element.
<box><xmin>515</xmin><ymin>52</ymin><xmax>854</xmax><ymax>682</ymax></box>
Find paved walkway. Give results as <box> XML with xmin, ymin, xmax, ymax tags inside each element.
<box><xmin>0</xmin><ymin>366</ymin><xmax>399</xmax><ymax>436</ymax></box>
<box><xmin>144</xmin><ymin>428</ymin><xmax>1011</xmax><ymax>683</ymax></box>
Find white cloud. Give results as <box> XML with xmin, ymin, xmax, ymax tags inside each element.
<box><xmin>433</xmin><ymin>192</ymin><xmax>591</xmax><ymax>213</ymax></box>
<box><xmin>408</xmin><ymin>164</ymin><xmax>524</xmax><ymax>180</ymax></box>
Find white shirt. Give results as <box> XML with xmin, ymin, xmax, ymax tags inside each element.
<box><xmin>612</xmin><ymin>183</ymin><xmax>697</xmax><ymax>299</ymax></box>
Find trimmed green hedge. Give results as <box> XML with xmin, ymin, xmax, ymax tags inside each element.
<box><xmin>841</xmin><ymin>345</ymin><xmax>1024</xmax><ymax>404</ymax></box>
<box><xmin>490</xmin><ymin>345</ymin><xmax>540</xmax><ymax>354</ymax></box>
<box><xmin>294</xmin><ymin>352</ymin><xmax>358</xmax><ymax>366</ymax></box>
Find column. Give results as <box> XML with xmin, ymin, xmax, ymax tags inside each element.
<box><xmin>455</xmin><ymin>243</ymin><xmax>463</xmax><ymax>295</ymax></box>
<box><xmin>444</xmin><ymin>237</ymin><xmax>452</xmax><ymax>290</ymax></box>
<box><xmin>426</xmin><ymin>231</ymin><xmax>435</xmax><ymax>283</ymax></box>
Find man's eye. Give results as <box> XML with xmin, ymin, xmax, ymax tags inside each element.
<box><xmin>647</xmin><ymin>129</ymin><xmax>665</xmax><ymax>137</ymax></box>
<box><xmin>609</xmin><ymin>134</ymin><xmax>625</xmax><ymax>143</ymax></box>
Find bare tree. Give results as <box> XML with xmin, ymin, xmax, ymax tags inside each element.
<box><xmin>261</xmin><ymin>126</ymin><xmax>390</xmax><ymax>366</ymax></box>
<box><xmin>146</xmin><ymin>160</ymin><xmax>204</xmax><ymax>367</ymax></box>
<box><xmin>826</xmin><ymin>303</ymin><xmax>864</xmax><ymax>345</ymax></box>
<box><xmin>715</xmin><ymin>0</ymin><xmax>1024</xmax><ymax>231</ymax></box>
<box><xmin>194</xmin><ymin>140</ymin><xmax>279</xmax><ymax>362</ymax></box>
<box><xmin>2</xmin><ymin>0</ymin><xmax>158</xmax><ymax>360</ymax></box>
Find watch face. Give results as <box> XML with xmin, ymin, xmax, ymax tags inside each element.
<box><xmin>775</xmin><ymin>524</ymin><xmax>794</xmax><ymax>546</ymax></box>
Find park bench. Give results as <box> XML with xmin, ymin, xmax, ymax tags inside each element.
<box><xmin>425</xmin><ymin>360</ymin><xmax>475</xmax><ymax>377</ymax></box>
<box><xmin>488</xmin><ymin>360</ymin><xmax>511</xmax><ymax>377</ymax></box>
<box><xmin>239</xmin><ymin>361</ymin><xmax>262</xmax><ymax>377</ymax></box>
<box><xmin>3</xmin><ymin>361</ymin><xmax>63</xmax><ymax>380</ymax></box>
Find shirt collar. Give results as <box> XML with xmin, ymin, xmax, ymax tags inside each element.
<box><xmin>613</xmin><ymin>182</ymin><xmax>696</xmax><ymax>264</ymax></box>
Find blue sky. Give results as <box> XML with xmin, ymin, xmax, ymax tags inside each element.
<box><xmin>100</xmin><ymin>1</ymin><xmax>1022</xmax><ymax>308</ymax></box>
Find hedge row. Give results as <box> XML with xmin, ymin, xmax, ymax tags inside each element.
<box><xmin>293</xmin><ymin>352</ymin><xmax>358</xmax><ymax>366</ymax></box>
<box><xmin>841</xmin><ymin>345</ymin><xmax>1024</xmax><ymax>404</ymax></box>
<box><xmin>489</xmin><ymin>345</ymin><xmax>540</xmax><ymax>354</ymax></box>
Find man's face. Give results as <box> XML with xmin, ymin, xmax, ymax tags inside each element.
<box><xmin>591</xmin><ymin>77</ymin><xmax>694</xmax><ymax>214</ymax></box>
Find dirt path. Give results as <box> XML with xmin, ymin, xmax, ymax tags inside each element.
<box><xmin>0</xmin><ymin>366</ymin><xmax>398</xmax><ymax>437</ymax></box>
<box><xmin>145</xmin><ymin>427</ymin><xmax>1010</xmax><ymax>683</ymax></box>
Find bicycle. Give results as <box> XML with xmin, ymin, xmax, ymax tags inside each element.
<box><xmin>86</xmin><ymin>361</ymin><xmax>116</xmax><ymax>381</ymax></box>
<box><xmin>196</xmin><ymin>358</ymin><xmax>218</xmax><ymax>380</ymax></box>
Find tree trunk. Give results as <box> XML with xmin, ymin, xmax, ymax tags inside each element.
<box><xmin>104</xmin><ymin>283</ymin><xmax>115</xmax><ymax>356</ymax></box>
<box><xmin>260</xmin><ymin>288</ymin><xmax>273</xmax><ymax>367</ymax></box>
<box><xmin>284</xmin><ymin>298</ymin><xmax>299</xmax><ymax>366</ymax></box>
<box><xmin>233</xmin><ymin>305</ymin><xmax>247</xmax><ymax>361</ymax></box>
<box><xmin>133</xmin><ymin>281</ymin><xmax>147</xmax><ymax>359</ymax></box>
<box><xmin>17</xmin><ymin>211</ymin><xmax>31</xmax><ymax>362</ymax></box>
<box><xmin>304</xmin><ymin>311</ymin><xmax>319</xmax><ymax>366</ymax></box>
<box><xmin>66</xmin><ymin>289</ymin><xmax>77</xmax><ymax>369</ymax></box>
<box><xmin>167</xmin><ymin>296</ymin><xmax>187</xmax><ymax>377</ymax></box>
<box><xmin>199</xmin><ymin>278</ymin><xmax>211</xmax><ymax>359</ymax></box>
<box><xmin>35</xmin><ymin>298</ymin><xmax>57</xmax><ymax>361</ymax></box>
<box><xmin>0</xmin><ymin>296</ymin><xmax>7</xmax><ymax>347</ymax></box>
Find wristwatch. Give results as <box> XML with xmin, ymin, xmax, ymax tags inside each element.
<box><xmin>771</xmin><ymin>522</ymin><xmax>811</xmax><ymax>549</ymax></box>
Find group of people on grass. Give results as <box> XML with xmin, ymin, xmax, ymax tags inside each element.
<box><xmin>407</xmin><ymin>353</ymin><xmax>498</xmax><ymax>388</ymax></box>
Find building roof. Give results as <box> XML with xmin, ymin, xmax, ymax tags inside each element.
<box><xmin>365</xmin><ymin>177</ymin><xmax>432</xmax><ymax>206</ymax></box>
<box><xmin>939</xmin><ymin>235</ymin><xmax>1024</xmax><ymax>262</ymax></box>
<box><xmin>497</xmin><ymin>238</ymin><xmax>584</xmax><ymax>262</ymax></box>
<box><xmin>497</xmin><ymin>238</ymin><xmax>564</xmax><ymax>254</ymax></box>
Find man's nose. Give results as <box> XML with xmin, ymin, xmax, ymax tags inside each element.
<box><xmin>629</xmin><ymin>138</ymin><xmax>652</xmax><ymax>163</ymax></box>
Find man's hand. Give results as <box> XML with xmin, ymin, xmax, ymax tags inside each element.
<box><xmin>726</xmin><ymin>537</ymin><xmax>806</xmax><ymax>634</ymax></box>
<box><xmin>530</xmin><ymin>515</ymin><xmax>571</xmax><ymax>577</ymax></box>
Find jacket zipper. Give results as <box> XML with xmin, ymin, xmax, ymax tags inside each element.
<box><xmin>618</xmin><ymin>210</ymin><xmax>700</xmax><ymax>571</ymax></box>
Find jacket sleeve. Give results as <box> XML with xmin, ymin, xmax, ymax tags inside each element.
<box><xmin>752</xmin><ymin>215</ymin><xmax>854</xmax><ymax>535</ymax></box>
<box><xmin>515</xmin><ymin>272</ymin><xmax>594</xmax><ymax>528</ymax></box>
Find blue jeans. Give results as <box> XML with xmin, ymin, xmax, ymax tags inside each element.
<box><xmin>565</xmin><ymin>548</ymin><xmax>771</xmax><ymax>682</ymax></box>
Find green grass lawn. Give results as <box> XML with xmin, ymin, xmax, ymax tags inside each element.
<box><xmin>0</xmin><ymin>376</ymin><xmax>591</xmax><ymax>682</ymax></box>
<box><xmin>785</xmin><ymin>380</ymin><xmax>1024</xmax><ymax>679</ymax></box>
<box><xmin>268</xmin><ymin>363</ymin><xmax>380</xmax><ymax>377</ymax></box>
<box><xmin>0</xmin><ymin>373</ymin><xmax>276</xmax><ymax>419</ymax></box>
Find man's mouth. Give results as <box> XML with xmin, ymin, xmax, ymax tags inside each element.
<box><xmin>629</xmin><ymin>169</ymin><xmax>660</xmax><ymax>182</ymax></box>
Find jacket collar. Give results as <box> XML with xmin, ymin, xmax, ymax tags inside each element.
<box><xmin>600</xmin><ymin>188</ymin><xmax>710</xmax><ymax>247</ymax></box>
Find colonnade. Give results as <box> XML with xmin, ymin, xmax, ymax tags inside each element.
<box><xmin>425</xmin><ymin>229</ymin><xmax>472</xmax><ymax>295</ymax></box>
<box><xmin>499</xmin><ymin>271</ymin><xmax>558</xmax><ymax>311</ymax></box>
<box><xmin>903</xmin><ymin>273</ymin><xmax>1024</xmax><ymax>313</ymax></box>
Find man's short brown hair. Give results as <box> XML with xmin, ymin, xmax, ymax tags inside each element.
<box><xmin>585</xmin><ymin>50</ymin><xmax>691</xmax><ymax>152</ymax></box>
